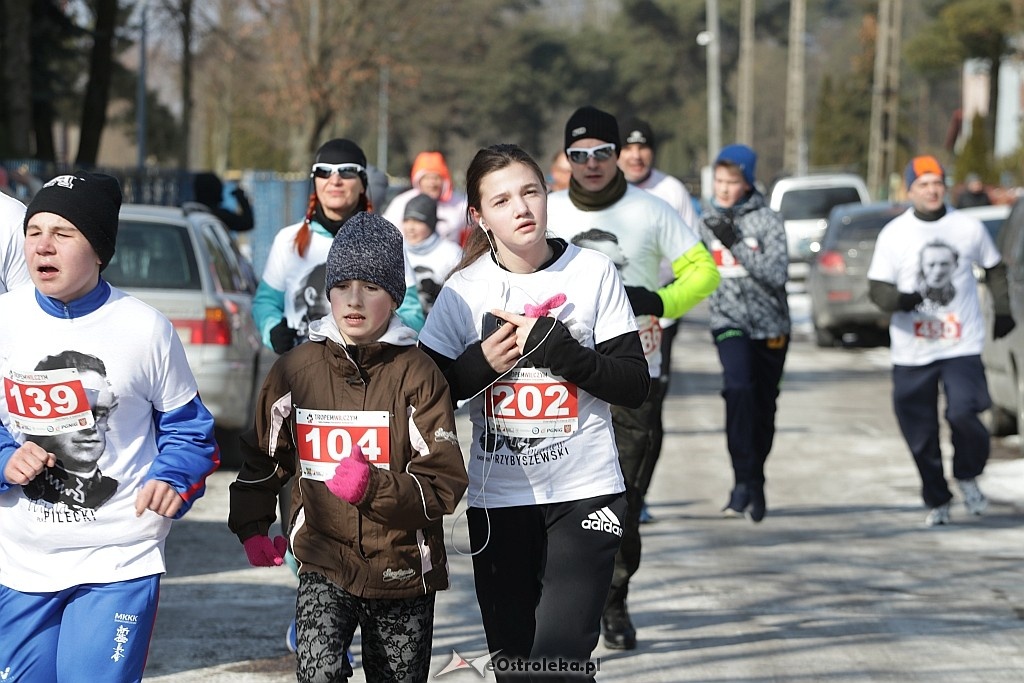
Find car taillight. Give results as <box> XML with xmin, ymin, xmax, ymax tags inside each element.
<box><xmin>816</xmin><ymin>250</ymin><xmax>847</xmax><ymax>275</ymax></box>
<box><xmin>172</xmin><ymin>307</ymin><xmax>232</xmax><ymax>345</ymax></box>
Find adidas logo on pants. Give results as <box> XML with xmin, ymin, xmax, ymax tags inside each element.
<box><xmin>581</xmin><ymin>506</ymin><xmax>624</xmax><ymax>537</ymax></box>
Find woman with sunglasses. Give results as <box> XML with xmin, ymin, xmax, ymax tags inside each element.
<box><xmin>419</xmin><ymin>143</ymin><xmax>650</xmax><ymax>681</ymax></box>
<box><xmin>253</xmin><ymin>138</ymin><xmax>425</xmax><ymax>355</ymax></box>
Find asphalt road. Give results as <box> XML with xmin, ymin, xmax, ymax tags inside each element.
<box><xmin>143</xmin><ymin>300</ymin><xmax>1024</xmax><ymax>682</ymax></box>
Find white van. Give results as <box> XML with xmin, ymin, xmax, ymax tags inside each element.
<box><xmin>769</xmin><ymin>173</ymin><xmax>870</xmax><ymax>278</ymax></box>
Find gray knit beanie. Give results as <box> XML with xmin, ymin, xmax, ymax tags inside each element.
<box><xmin>325</xmin><ymin>212</ymin><xmax>406</xmax><ymax>306</ymax></box>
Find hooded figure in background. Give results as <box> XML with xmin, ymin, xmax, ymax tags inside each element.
<box><xmin>193</xmin><ymin>172</ymin><xmax>255</xmax><ymax>233</ymax></box>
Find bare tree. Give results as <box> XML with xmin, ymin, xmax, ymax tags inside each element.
<box><xmin>76</xmin><ymin>0</ymin><xmax>120</xmax><ymax>166</ymax></box>
<box><xmin>3</xmin><ymin>0</ymin><xmax>33</xmax><ymax>156</ymax></box>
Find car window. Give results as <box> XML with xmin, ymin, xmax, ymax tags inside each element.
<box><xmin>105</xmin><ymin>220</ymin><xmax>201</xmax><ymax>290</ymax></box>
<box><xmin>833</xmin><ymin>216</ymin><xmax>891</xmax><ymax>245</ymax></box>
<box><xmin>780</xmin><ymin>187</ymin><xmax>865</xmax><ymax>221</ymax></box>
<box><xmin>199</xmin><ymin>222</ymin><xmax>242</xmax><ymax>293</ymax></box>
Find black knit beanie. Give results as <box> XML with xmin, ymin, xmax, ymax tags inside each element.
<box><xmin>565</xmin><ymin>105</ymin><xmax>620</xmax><ymax>151</ymax></box>
<box><xmin>325</xmin><ymin>212</ymin><xmax>406</xmax><ymax>306</ymax></box>
<box><xmin>620</xmin><ymin>117</ymin><xmax>656</xmax><ymax>150</ymax></box>
<box><xmin>313</xmin><ymin>138</ymin><xmax>369</xmax><ymax>190</ymax></box>
<box><xmin>24</xmin><ymin>171</ymin><xmax>122</xmax><ymax>270</ymax></box>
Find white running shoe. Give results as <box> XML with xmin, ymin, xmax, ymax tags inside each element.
<box><xmin>925</xmin><ymin>503</ymin><xmax>951</xmax><ymax>527</ymax></box>
<box><xmin>957</xmin><ymin>478</ymin><xmax>988</xmax><ymax>515</ymax></box>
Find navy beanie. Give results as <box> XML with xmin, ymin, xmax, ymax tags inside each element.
<box><xmin>565</xmin><ymin>106</ymin><xmax>621</xmax><ymax>151</ymax></box>
<box><xmin>715</xmin><ymin>144</ymin><xmax>757</xmax><ymax>187</ymax></box>
<box><xmin>325</xmin><ymin>212</ymin><xmax>406</xmax><ymax>306</ymax></box>
<box><xmin>24</xmin><ymin>171</ymin><xmax>122</xmax><ymax>270</ymax></box>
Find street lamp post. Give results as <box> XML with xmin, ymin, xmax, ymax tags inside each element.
<box><xmin>698</xmin><ymin>0</ymin><xmax>722</xmax><ymax>198</ymax></box>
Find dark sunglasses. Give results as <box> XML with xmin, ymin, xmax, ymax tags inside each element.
<box><xmin>311</xmin><ymin>163</ymin><xmax>365</xmax><ymax>180</ymax></box>
<box><xmin>566</xmin><ymin>143</ymin><xmax>617</xmax><ymax>164</ymax></box>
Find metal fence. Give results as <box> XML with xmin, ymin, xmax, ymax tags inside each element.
<box><xmin>2</xmin><ymin>160</ymin><xmax>312</xmax><ymax>278</ymax></box>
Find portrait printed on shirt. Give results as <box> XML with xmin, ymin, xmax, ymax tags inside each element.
<box><xmin>570</xmin><ymin>228</ymin><xmax>629</xmax><ymax>272</ymax></box>
<box><xmin>293</xmin><ymin>263</ymin><xmax>331</xmax><ymax>339</ymax></box>
<box><xmin>916</xmin><ymin>239</ymin><xmax>958</xmax><ymax>312</ymax></box>
<box><xmin>19</xmin><ymin>350</ymin><xmax>120</xmax><ymax>511</ymax></box>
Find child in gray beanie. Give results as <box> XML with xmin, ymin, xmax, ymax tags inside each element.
<box><xmin>229</xmin><ymin>211</ymin><xmax>467</xmax><ymax>682</ymax></box>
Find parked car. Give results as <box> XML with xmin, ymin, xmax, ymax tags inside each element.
<box><xmin>979</xmin><ymin>198</ymin><xmax>1024</xmax><ymax>445</ymax></box>
<box><xmin>958</xmin><ymin>202</ymin><xmax>1011</xmax><ymax>242</ymax></box>
<box><xmin>103</xmin><ymin>204</ymin><xmax>264</xmax><ymax>436</ymax></box>
<box><xmin>769</xmin><ymin>173</ymin><xmax>871</xmax><ymax>279</ymax></box>
<box><xmin>807</xmin><ymin>201</ymin><xmax>907</xmax><ymax>347</ymax></box>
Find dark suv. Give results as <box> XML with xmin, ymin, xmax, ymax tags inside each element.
<box><xmin>807</xmin><ymin>202</ymin><xmax>907</xmax><ymax>347</ymax></box>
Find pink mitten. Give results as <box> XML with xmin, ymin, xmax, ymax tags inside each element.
<box><xmin>242</xmin><ymin>534</ymin><xmax>288</xmax><ymax>567</ymax></box>
<box><xmin>523</xmin><ymin>293</ymin><xmax>567</xmax><ymax>318</ymax></box>
<box><xmin>326</xmin><ymin>445</ymin><xmax>371</xmax><ymax>504</ymax></box>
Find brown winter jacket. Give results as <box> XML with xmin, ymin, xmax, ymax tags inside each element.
<box><xmin>229</xmin><ymin>316</ymin><xmax>468</xmax><ymax>598</ymax></box>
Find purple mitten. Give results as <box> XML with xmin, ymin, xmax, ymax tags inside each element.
<box><xmin>326</xmin><ymin>444</ymin><xmax>371</xmax><ymax>504</ymax></box>
<box><xmin>242</xmin><ymin>534</ymin><xmax>287</xmax><ymax>567</ymax></box>
<box><xmin>523</xmin><ymin>293</ymin><xmax>567</xmax><ymax>318</ymax></box>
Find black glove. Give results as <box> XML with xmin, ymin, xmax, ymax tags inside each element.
<box><xmin>625</xmin><ymin>286</ymin><xmax>664</xmax><ymax>317</ymax></box>
<box><xmin>269</xmin><ymin>318</ymin><xmax>298</xmax><ymax>354</ymax></box>
<box><xmin>896</xmin><ymin>291</ymin><xmax>923</xmax><ymax>312</ymax></box>
<box><xmin>994</xmin><ymin>314</ymin><xmax>1016</xmax><ymax>339</ymax></box>
<box><xmin>705</xmin><ymin>214</ymin><xmax>739</xmax><ymax>249</ymax></box>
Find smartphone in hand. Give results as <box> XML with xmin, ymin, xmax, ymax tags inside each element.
<box><xmin>481</xmin><ymin>312</ymin><xmax>505</xmax><ymax>339</ymax></box>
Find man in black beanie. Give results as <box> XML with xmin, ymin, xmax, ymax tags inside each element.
<box><xmin>548</xmin><ymin>105</ymin><xmax>720</xmax><ymax>650</ymax></box>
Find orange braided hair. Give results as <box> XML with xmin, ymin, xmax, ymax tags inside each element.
<box><xmin>292</xmin><ymin>189</ymin><xmax>371</xmax><ymax>258</ymax></box>
<box><xmin>292</xmin><ymin>191</ymin><xmax>319</xmax><ymax>257</ymax></box>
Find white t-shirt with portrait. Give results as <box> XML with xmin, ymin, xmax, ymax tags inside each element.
<box><xmin>419</xmin><ymin>243</ymin><xmax>634</xmax><ymax>508</ymax></box>
<box><xmin>867</xmin><ymin>207</ymin><xmax>1001</xmax><ymax>366</ymax></box>
<box><xmin>547</xmin><ymin>185</ymin><xmax>700</xmax><ymax>377</ymax></box>
<box><xmin>0</xmin><ymin>286</ymin><xmax>197</xmax><ymax>592</ymax></box>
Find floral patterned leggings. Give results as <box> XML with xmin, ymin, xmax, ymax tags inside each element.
<box><xmin>295</xmin><ymin>571</ymin><xmax>435</xmax><ymax>683</ymax></box>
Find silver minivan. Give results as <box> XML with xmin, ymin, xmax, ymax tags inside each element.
<box><xmin>769</xmin><ymin>173</ymin><xmax>871</xmax><ymax>279</ymax></box>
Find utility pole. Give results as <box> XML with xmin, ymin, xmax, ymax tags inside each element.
<box><xmin>736</xmin><ymin>0</ymin><xmax>755</xmax><ymax>145</ymax></box>
<box><xmin>867</xmin><ymin>0</ymin><xmax>902</xmax><ymax>199</ymax></box>
<box><xmin>784</xmin><ymin>0</ymin><xmax>806</xmax><ymax>175</ymax></box>
<box><xmin>377</xmin><ymin>65</ymin><xmax>389</xmax><ymax>174</ymax></box>
<box><xmin>704</xmin><ymin>0</ymin><xmax>722</xmax><ymax>166</ymax></box>
<box><xmin>136</xmin><ymin>0</ymin><xmax>148</xmax><ymax>173</ymax></box>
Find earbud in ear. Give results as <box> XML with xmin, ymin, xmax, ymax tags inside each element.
<box><xmin>479</xmin><ymin>220</ymin><xmax>487</xmax><ymax>230</ymax></box>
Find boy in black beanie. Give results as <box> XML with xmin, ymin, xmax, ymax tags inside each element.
<box><xmin>0</xmin><ymin>169</ymin><xmax>218</xmax><ymax>680</ymax></box>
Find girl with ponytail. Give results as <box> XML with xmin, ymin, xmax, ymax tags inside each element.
<box><xmin>253</xmin><ymin>139</ymin><xmax>424</xmax><ymax>354</ymax></box>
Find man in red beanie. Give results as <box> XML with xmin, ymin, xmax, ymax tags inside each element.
<box><xmin>868</xmin><ymin>154</ymin><xmax>1014</xmax><ymax>527</ymax></box>
<box><xmin>383</xmin><ymin>151</ymin><xmax>469</xmax><ymax>245</ymax></box>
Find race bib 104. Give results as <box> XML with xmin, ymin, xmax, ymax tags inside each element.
<box><xmin>294</xmin><ymin>408</ymin><xmax>390</xmax><ymax>481</ymax></box>
<box><xmin>4</xmin><ymin>368</ymin><xmax>95</xmax><ymax>436</ymax></box>
<box><xmin>485</xmin><ymin>367</ymin><xmax>578</xmax><ymax>438</ymax></box>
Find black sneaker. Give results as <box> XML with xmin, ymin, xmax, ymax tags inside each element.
<box><xmin>601</xmin><ymin>602</ymin><xmax>637</xmax><ymax>650</ymax></box>
<box><xmin>747</xmin><ymin>488</ymin><xmax>766</xmax><ymax>523</ymax></box>
<box><xmin>721</xmin><ymin>484</ymin><xmax>751</xmax><ymax>517</ymax></box>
